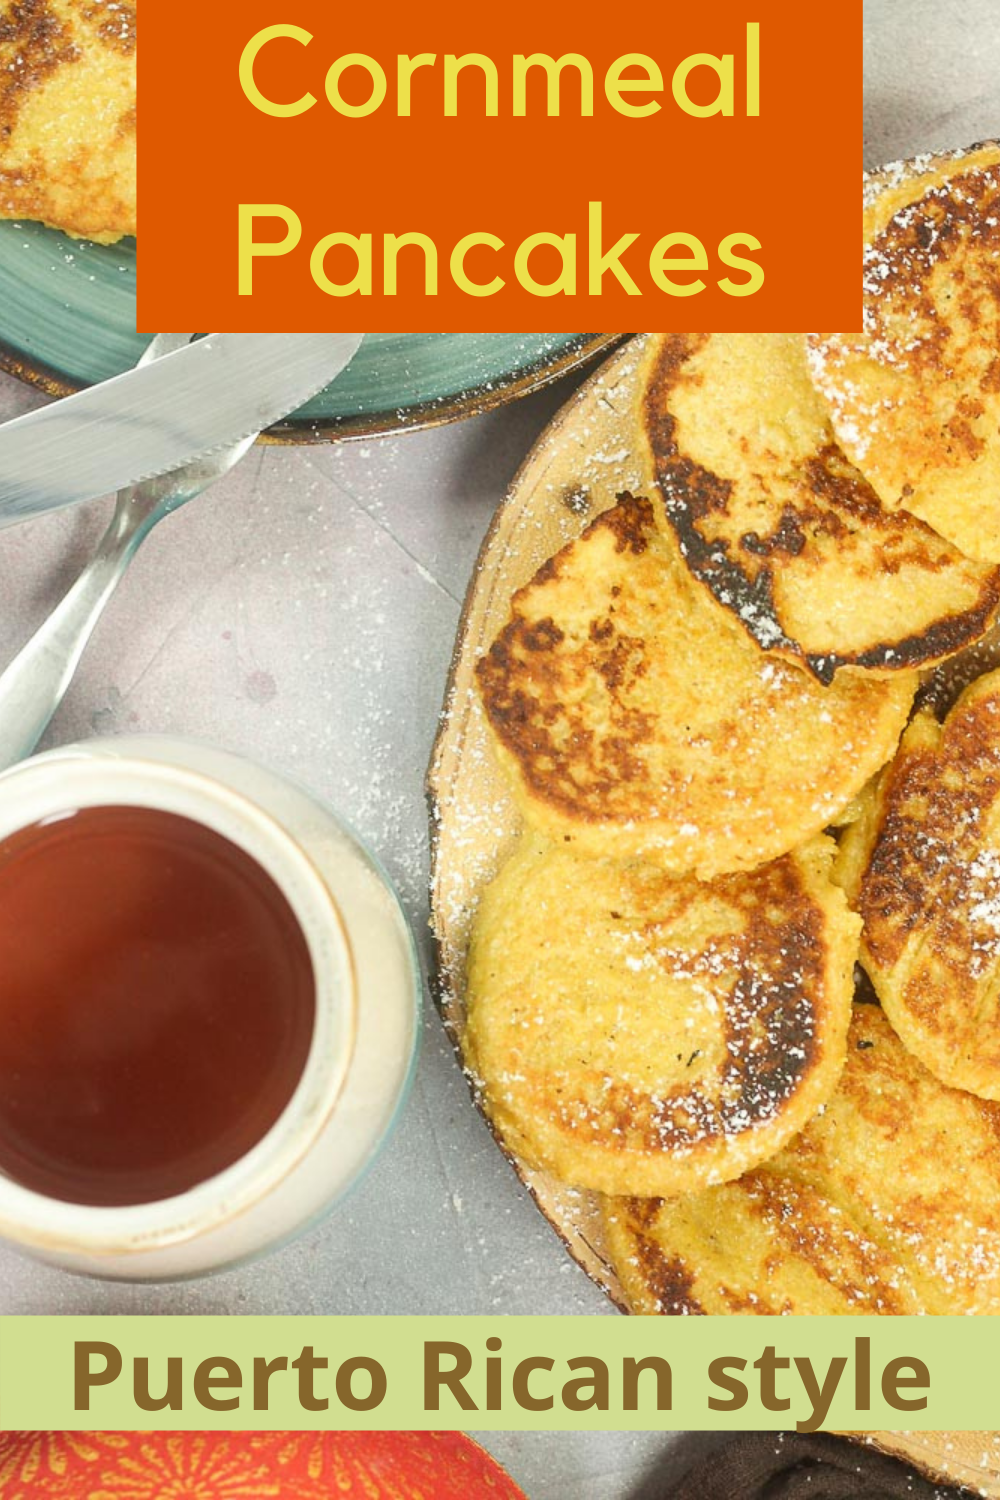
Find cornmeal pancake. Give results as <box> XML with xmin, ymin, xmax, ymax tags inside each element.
<box><xmin>837</xmin><ymin>670</ymin><xmax>1000</xmax><ymax>1100</ymax></box>
<box><xmin>918</xmin><ymin>614</ymin><xmax>1000</xmax><ymax>719</ymax></box>
<box><xmin>465</xmin><ymin>832</ymin><xmax>858</xmax><ymax>1198</ymax></box>
<box><xmin>807</xmin><ymin>144</ymin><xmax>1000</xmax><ymax>562</ymax></box>
<box><xmin>605</xmin><ymin>1006</ymin><xmax>1000</xmax><ymax>1314</ymax></box>
<box><xmin>476</xmin><ymin>492</ymin><xmax>916</xmax><ymax>878</ymax></box>
<box><xmin>644</xmin><ymin>331</ymin><xmax>1000</xmax><ymax>683</ymax></box>
<box><xmin>0</xmin><ymin>0</ymin><xmax>136</xmax><ymax>242</ymax></box>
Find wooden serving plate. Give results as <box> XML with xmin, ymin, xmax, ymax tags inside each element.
<box><xmin>863</xmin><ymin>1433</ymin><xmax>1000</xmax><ymax>1495</ymax></box>
<box><xmin>429</xmin><ymin>151</ymin><xmax>1000</xmax><ymax>1312</ymax></box>
<box><xmin>426</xmin><ymin>321</ymin><xmax>1000</xmax><ymax>1315</ymax></box>
<box><xmin>428</xmin><ymin>334</ymin><xmax>654</xmax><ymax>1309</ymax></box>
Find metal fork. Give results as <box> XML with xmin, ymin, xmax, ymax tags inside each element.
<box><xmin>0</xmin><ymin>334</ymin><xmax>258</xmax><ymax>769</ymax></box>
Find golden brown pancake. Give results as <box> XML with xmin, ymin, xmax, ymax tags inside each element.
<box><xmin>606</xmin><ymin>1175</ymin><xmax>923</xmax><ymax>1315</ymax></box>
<box><xmin>807</xmin><ymin>144</ymin><xmax>1000</xmax><ymax>563</ymax></box>
<box><xmin>465</xmin><ymin>832</ymin><xmax>858</xmax><ymax>1198</ymax></box>
<box><xmin>917</xmin><ymin>614</ymin><xmax>1000</xmax><ymax>720</ymax></box>
<box><xmin>476</xmin><ymin>492</ymin><xmax>917</xmax><ymax>879</ymax></box>
<box><xmin>0</xmin><ymin>0</ymin><xmax>136</xmax><ymax>242</ymax></box>
<box><xmin>643</xmin><ymin>330</ymin><xmax>1000</xmax><ymax>683</ymax></box>
<box><xmin>605</xmin><ymin>1005</ymin><xmax>1000</xmax><ymax>1314</ymax></box>
<box><xmin>837</xmin><ymin>670</ymin><xmax>1000</xmax><ymax>1100</ymax></box>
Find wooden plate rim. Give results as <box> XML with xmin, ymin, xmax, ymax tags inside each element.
<box><xmin>425</xmin><ymin>335</ymin><xmax>644</xmax><ymax>1313</ymax></box>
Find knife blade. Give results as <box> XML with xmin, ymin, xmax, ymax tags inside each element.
<box><xmin>0</xmin><ymin>332</ymin><xmax>364</xmax><ymax>526</ymax></box>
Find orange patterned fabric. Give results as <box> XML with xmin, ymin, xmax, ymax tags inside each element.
<box><xmin>0</xmin><ymin>1432</ymin><xmax>526</xmax><ymax>1499</ymax></box>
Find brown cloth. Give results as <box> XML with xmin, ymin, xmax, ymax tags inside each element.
<box><xmin>667</xmin><ymin>1434</ymin><xmax>961</xmax><ymax>1499</ymax></box>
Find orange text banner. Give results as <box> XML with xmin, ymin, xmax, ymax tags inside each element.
<box><xmin>138</xmin><ymin>2</ymin><xmax>861</xmax><ymax>331</ymax></box>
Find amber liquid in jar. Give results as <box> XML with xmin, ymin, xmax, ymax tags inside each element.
<box><xmin>0</xmin><ymin>806</ymin><xmax>316</xmax><ymax>1206</ymax></box>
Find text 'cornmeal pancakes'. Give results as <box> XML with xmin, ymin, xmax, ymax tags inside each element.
<box><xmin>458</xmin><ymin>142</ymin><xmax>1000</xmax><ymax>1314</ymax></box>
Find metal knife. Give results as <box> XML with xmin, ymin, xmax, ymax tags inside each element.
<box><xmin>0</xmin><ymin>332</ymin><xmax>364</xmax><ymax>526</ymax></box>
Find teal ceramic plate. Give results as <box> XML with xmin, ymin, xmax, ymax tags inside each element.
<box><xmin>0</xmin><ymin>222</ymin><xmax>621</xmax><ymax>441</ymax></box>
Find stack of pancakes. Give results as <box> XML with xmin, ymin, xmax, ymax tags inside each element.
<box><xmin>0</xmin><ymin>0</ymin><xmax>136</xmax><ymax>242</ymax></box>
<box><xmin>465</xmin><ymin>143</ymin><xmax>1000</xmax><ymax>1314</ymax></box>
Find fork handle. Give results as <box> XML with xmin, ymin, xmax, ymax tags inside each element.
<box><xmin>0</xmin><ymin>516</ymin><xmax>142</xmax><ymax>771</ymax></box>
<box><xmin>0</xmin><ymin>334</ymin><xmax>195</xmax><ymax>771</ymax></box>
